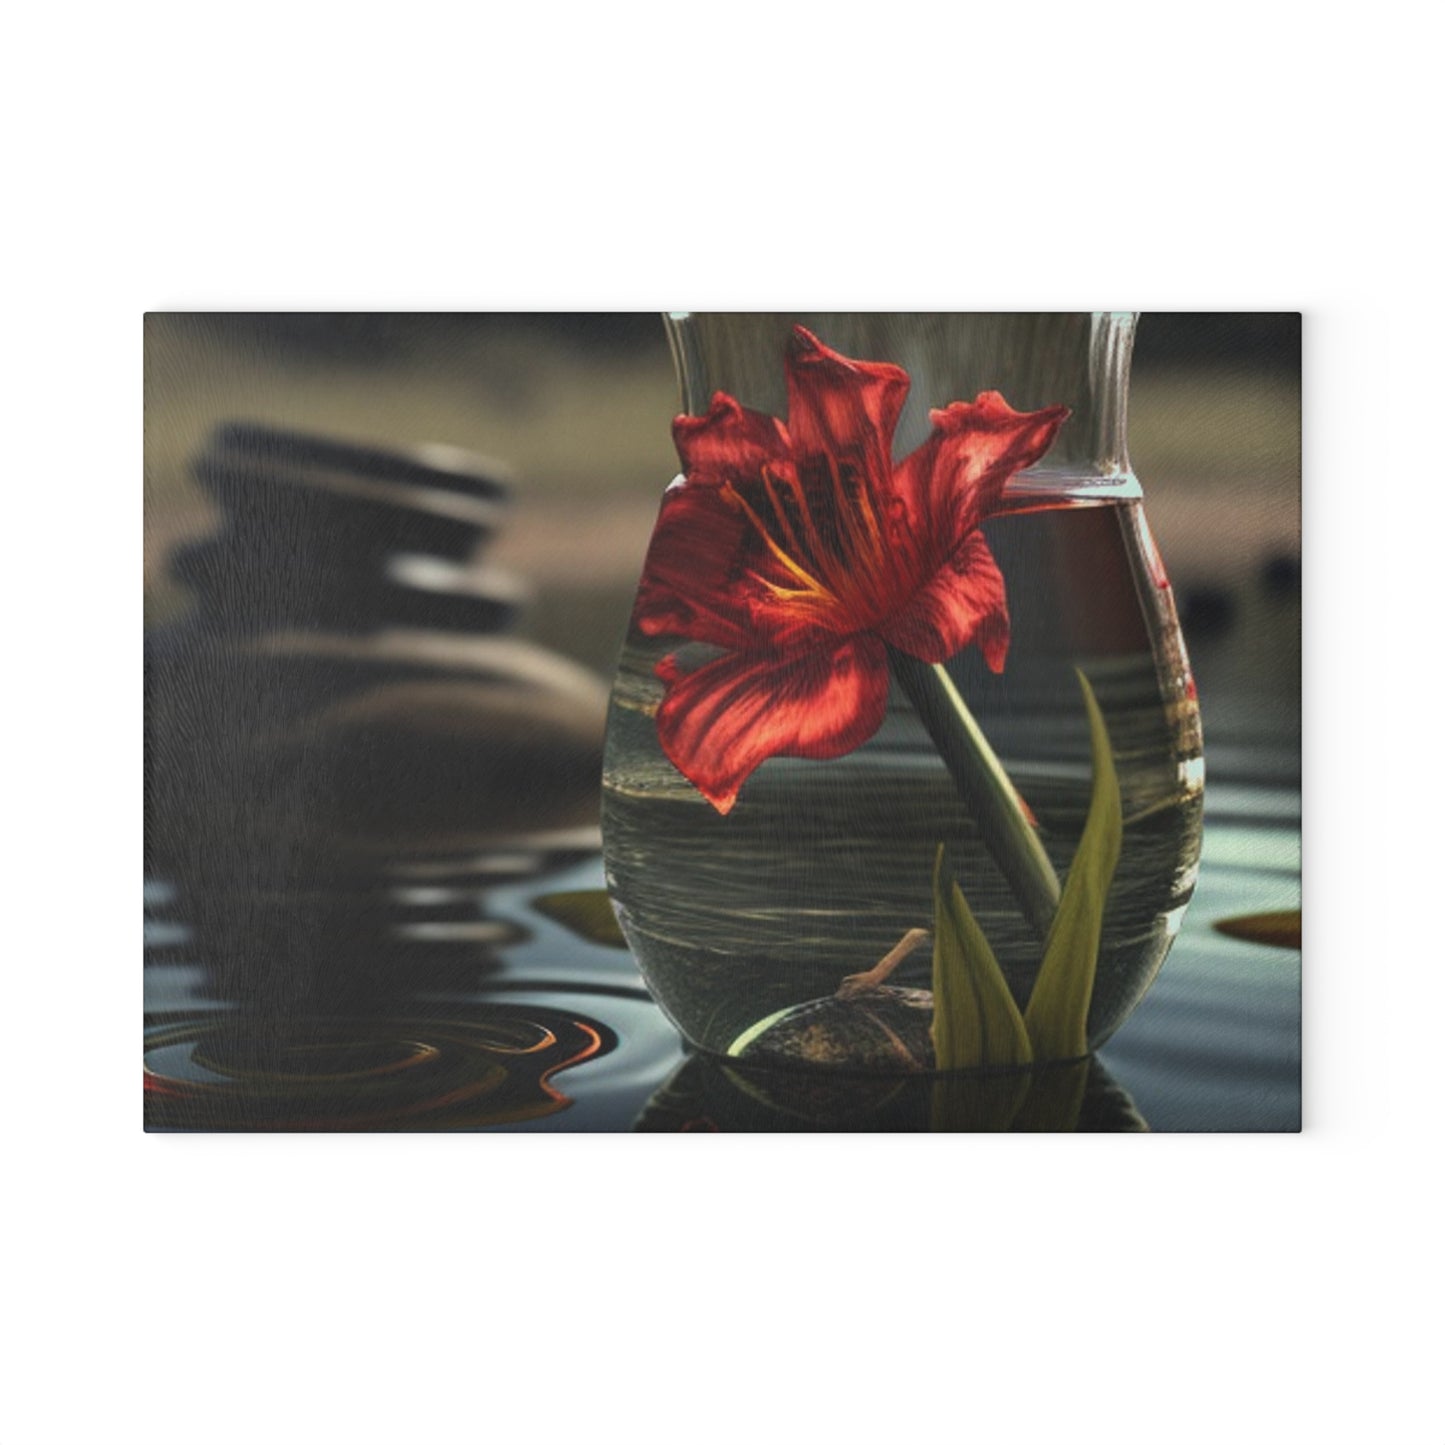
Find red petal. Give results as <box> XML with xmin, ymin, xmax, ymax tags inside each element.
<box><xmin>895</xmin><ymin>392</ymin><xmax>1070</xmax><ymax>541</ymax></box>
<box><xmin>655</xmin><ymin>635</ymin><xmax>890</xmax><ymax>814</ymax></box>
<box><xmin>633</xmin><ymin>479</ymin><xmax>756</xmax><ymax>649</ymax></box>
<box><xmin>633</xmin><ymin>476</ymin><xmax>838</xmax><ymax>652</ymax></box>
<box><xmin>784</xmin><ymin>326</ymin><xmax>910</xmax><ymax>507</ymax></box>
<box><xmin>672</xmin><ymin>391</ymin><xmax>790</xmax><ymax>488</ymax></box>
<box><xmin>878</xmin><ymin>530</ymin><xmax>1011</xmax><ymax>669</ymax></box>
<box><xmin>645</xmin><ymin>391</ymin><xmax>819</xmax><ymax>649</ymax></box>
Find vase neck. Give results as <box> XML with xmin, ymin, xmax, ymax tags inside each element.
<box><xmin>665</xmin><ymin>312</ymin><xmax>1138</xmax><ymax>497</ymax></box>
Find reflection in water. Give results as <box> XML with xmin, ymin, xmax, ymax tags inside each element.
<box><xmin>144</xmin><ymin>1004</ymin><xmax>615</xmax><ymax>1130</ymax></box>
<box><xmin>144</xmin><ymin>421</ymin><xmax>627</xmax><ymax>1131</ymax></box>
<box><xmin>636</xmin><ymin>1051</ymin><xmax>1147</xmax><ymax>1132</ymax></box>
<box><xmin>150</xmin><ymin>832</ymin><xmax>602</xmax><ymax>1013</ymax></box>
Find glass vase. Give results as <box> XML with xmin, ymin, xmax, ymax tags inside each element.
<box><xmin>602</xmin><ymin>313</ymin><xmax>1203</xmax><ymax>1073</ymax></box>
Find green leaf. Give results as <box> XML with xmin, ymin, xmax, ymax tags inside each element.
<box><xmin>931</xmin><ymin>1069</ymin><xmax>1032</xmax><ymax>1132</ymax></box>
<box><xmin>1008</xmin><ymin>1059</ymin><xmax>1090</xmax><ymax>1132</ymax></box>
<box><xmin>532</xmin><ymin>889</ymin><xmax>629</xmax><ymax>949</ymax></box>
<box><xmin>930</xmin><ymin>844</ymin><xmax>1034</xmax><ymax>1072</ymax></box>
<box><xmin>1022</xmin><ymin>670</ymin><xmax>1123</xmax><ymax>1062</ymax></box>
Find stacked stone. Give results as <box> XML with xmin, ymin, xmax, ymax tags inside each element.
<box><xmin>145</xmin><ymin>422</ymin><xmax>609</xmax><ymax>1007</ymax></box>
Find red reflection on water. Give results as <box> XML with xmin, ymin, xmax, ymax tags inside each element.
<box><xmin>143</xmin><ymin>1007</ymin><xmax>614</xmax><ymax>1131</ymax></box>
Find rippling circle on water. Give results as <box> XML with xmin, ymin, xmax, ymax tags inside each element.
<box><xmin>144</xmin><ymin>1005</ymin><xmax>615</xmax><ymax>1130</ymax></box>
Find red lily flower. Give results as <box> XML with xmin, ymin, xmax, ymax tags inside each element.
<box><xmin>635</xmin><ymin>326</ymin><xmax>1069</xmax><ymax>814</ymax></box>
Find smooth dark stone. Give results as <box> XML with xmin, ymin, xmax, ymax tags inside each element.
<box><xmin>203</xmin><ymin>421</ymin><xmax>512</xmax><ymax>503</ymax></box>
<box><xmin>1260</xmin><ymin>552</ymin><xmax>1301</xmax><ymax>594</ymax></box>
<box><xmin>1178</xmin><ymin>585</ymin><xmax>1237</xmax><ymax>638</ymax></box>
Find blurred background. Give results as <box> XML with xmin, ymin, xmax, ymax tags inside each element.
<box><xmin>142</xmin><ymin>313</ymin><xmax>1299</xmax><ymax>1132</ymax></box>
<box><xmin>144</xmin><ymin>313</ymin><xmax>1300</xmax><ymax>678</ymax></box>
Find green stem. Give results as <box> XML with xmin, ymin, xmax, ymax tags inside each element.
<box><xmin>887</xmin><ymin>647</ymin><xmax>1061</xmax><ymax>940</ymax></box>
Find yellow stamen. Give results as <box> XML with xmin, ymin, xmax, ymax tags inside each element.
<box><xmin>724</xmin><ymin>481</ymin><xmax>832</xmax><ymax>599</ymax></box>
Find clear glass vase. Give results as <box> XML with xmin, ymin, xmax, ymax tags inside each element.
<box><xmin>602</xmin><ymin>313</ymin><xmax>1203</xmax><ymax>1073</ymax></box>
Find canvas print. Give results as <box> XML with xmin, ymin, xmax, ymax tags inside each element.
<box><xmin>143</xmin><ymin>312</ymin><xmax>1301</xmax><ymax>1131</ymax></box>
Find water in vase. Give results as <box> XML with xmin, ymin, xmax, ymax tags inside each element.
<box><xmin>602</xmin><ymin>489</ymin><xmax>1203</xmax><ymax>1069</ymax></box>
